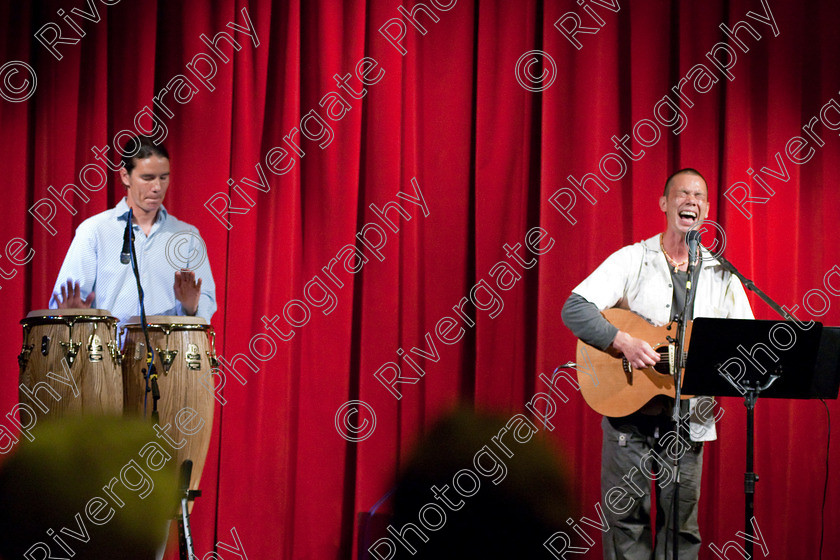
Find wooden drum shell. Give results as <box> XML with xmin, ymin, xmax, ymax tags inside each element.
<box><xmin>121</xmin><ymin>316</ymin><xmax>216</xmax><ymax>493</ymax></box>
<box><xmin>18</xmin><ymin>309</ymin><xmax>122</xmax><ymax>418</ymax></box>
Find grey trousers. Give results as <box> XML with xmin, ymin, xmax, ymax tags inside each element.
<box><xmin>600</xmin><ymin>416</ymin><xmax>704</xmax><ymax>560</ymax></box>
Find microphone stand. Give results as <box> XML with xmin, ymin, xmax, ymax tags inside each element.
<box><xmin>127</xmin><ymin>208</ymin><xmax>161</xmax><ymax>425</ymax></box>
<box><xmin>712</xmin><ymin>252</ymin><xmax>796</xmax><ymax>321</ymax></box>
<box><xmin>711</xmin><ymin>250</ymin><xmax>789</xmax><ymax>558</ymax></box>
<box><xmin>670</xmin><ymin>231</ymin><xmax>698</xmax><ymax>560</ymax></box>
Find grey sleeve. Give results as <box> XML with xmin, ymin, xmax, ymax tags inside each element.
<box><xmin>561</xmin><ymin>293</ymin><xmax>619</xmax><ymax>351</ymax></box>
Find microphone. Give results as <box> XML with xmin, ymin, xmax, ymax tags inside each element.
<box><xmin>686</xmin><ymin>229</ymin><xmax>701</xmax><ymax>267</ymax></box>
<box><xmin>685</xmin><ymin>229</ymin><xmax>702</xmax><ymax>296</ymax></box>
<box><xmin>120</xmin><ymin>208</ymin><xmax>133</xmax><ymax>265</ymax></box>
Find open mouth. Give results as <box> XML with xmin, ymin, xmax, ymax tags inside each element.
<box><xmin>678</xmin><ymin>209</ymin><xmax>698</xmax><ymax>226</ymax></box>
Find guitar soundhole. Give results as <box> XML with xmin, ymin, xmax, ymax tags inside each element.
<box><xmin>653</xmin><ymin>345</ymin><xmax>671</xmax><ymax>374</ymax></box>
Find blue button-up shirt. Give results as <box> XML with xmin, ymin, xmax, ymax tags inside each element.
<box><xmin>49</xmin><ymin>198</ymin><xmax>217</xmax><ymax>325</ymax></box>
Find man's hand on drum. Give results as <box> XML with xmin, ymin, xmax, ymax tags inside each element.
<box><xmin>174</xmin><ymin>269</ymin><xmax>202</xmax><ymax>316</ymax></box>
<box><xmin>55</xmin><ymin>280</ymin><xmax>95</xmax><ymax>309</ymax></box>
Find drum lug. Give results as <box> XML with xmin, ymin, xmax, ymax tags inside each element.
<box><xmin>18</xmin><ymin>344</ymin><xmax>33</xmax><ymax>370</ymax></box>
<box><xmin>60</xmin><ymin>340</ymin><xmax>81</xmax><ymax>367</ymax></box>
<box><xmin>87</xmin><ymin>334</ymin><xmax>104</xmax><ymax>362</ymax></box>
<box><xmin>41</xmin><ymin>335</ymin><xmax>51</xmax><ymax>356</ymax></box>
<box><xmin>157</xmin><ymin>348</ymin><xmax>178</xmax><ymax>373</ymax></box>
<box><xmin>206</xmin><ymin>350</ymin><xmax>219</xmax><ymax>369</ymax></box>
<box><xmin>108</xmin><ymin>341</ymin><xmax>122</xmax><ymax>365</ymax></box>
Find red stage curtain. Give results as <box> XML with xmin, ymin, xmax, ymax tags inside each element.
<box><xmin>1</xmin><ymin>1</ymin><xmax>839</xmax><ymax>558</ymax></box>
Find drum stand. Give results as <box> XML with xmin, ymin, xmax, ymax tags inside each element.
<box><xmin>126</xmin><ymin>208</ymin><xmax>162</xmax><ymax>423</ymax></box>
<box><xmin>177</xmin><ymin>460</ymin><xmax>201</xmax><ymax>560</ymax></box>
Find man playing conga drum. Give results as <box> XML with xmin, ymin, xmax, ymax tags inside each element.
<box><xmin>49</xmin><ymin>134</ymin><xmax>216</xmax><ymax>323</ymax></box>
<box><xmin>42</xmin><ymin>133</ymin><xmax>219</xmax><ymax>527</ymax></box>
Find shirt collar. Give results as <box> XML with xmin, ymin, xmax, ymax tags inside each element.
<box><xmin>115</xmin><ymin>197</ymin><xmax>169</xmax><ymax>224</ymax></box>
<box><xmin>643</xmin><ymin>233</ymin><xmax>722</xmax><ymax>268</ymax></box>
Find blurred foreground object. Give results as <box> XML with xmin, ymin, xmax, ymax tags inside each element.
<box><xmin>389</xmin><ymin>408</ymin><xmax>576</xmax><ymax>558</ymax></box>
<box><xmin>0</xmin><ymin>416</ymin><xmax>178</xmax><ymax>560</ymax></box>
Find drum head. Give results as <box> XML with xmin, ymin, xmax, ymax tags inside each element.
<box><xmin>23</xmin><ymin>308</ymin><xmax>116</xmax><ymax>322</ymax></box>
<box><xmin>124</xmin><ymin>315</ymin><xmax>208</xmax><ymax>326</ymax></box>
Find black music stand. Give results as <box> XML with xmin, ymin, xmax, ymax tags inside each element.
<box><xmin>683</xmin><ymin>318</ymin><xmax>840</xmax><ymax>557</ymax></box>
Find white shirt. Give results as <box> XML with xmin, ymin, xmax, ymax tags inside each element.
<box><xmin>49</xmin><ymin>198</ymin><xmax>217</xmax><ymax>326</ymax></box>
<box><xmin>572</xmin><ymin>234</ymin><xmax>754</xmax><ymax>441</ymax></box>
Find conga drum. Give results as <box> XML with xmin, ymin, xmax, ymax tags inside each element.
<box><xmin>121</xmin><ymin>316</ymin><xmax>217</xmax><ymax>493</ymax></box>
<box><xmin>18</xmin><ymin>309</ymin><xmax>122</xmax><ymax>418</ymax></box>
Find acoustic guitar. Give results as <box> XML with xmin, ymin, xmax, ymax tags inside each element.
<box><xmin>575</xmin><ymin>308</ymin><xmax>693</xmax><ymax>417</ymax></box>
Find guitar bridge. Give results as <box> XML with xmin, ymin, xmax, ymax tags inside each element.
<box><xmin>668</xmin><ymin>343</ymin><xmax>676</xmax><ymax>376</ymax></box>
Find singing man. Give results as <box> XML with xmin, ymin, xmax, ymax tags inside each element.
<box><xmin>561</xmin><ymin>168</ymin><xmax>753</xmax><ymax>559</ymax></box>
